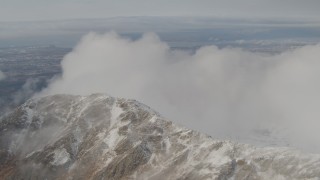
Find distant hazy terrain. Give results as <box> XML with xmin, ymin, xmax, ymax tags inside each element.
<box><xmin>0</xmin><ymin>46</ymin><xmax>69</xmax><ymax>114</ymax></box>
<box><xmin>1</xmin><ymin>17</ymin><xmax>320</xmax><ymax>51</ymax></box>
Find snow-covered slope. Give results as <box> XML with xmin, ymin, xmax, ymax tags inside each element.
<box><xmin>0</xmin><ymin>94</ymin><xmax>319</xmax><ymax>180</ymax></box>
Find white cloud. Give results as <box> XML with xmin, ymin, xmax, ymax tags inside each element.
<box><xmin>0</xmin><ymin>71</ymin><xmax>6</xmax><ymax>81</ymax></box>
<box><xmin>38</xmin><ymin>32</ymin><xmax>320</xmax><ymax>152</ymax></box>
<box><xmin>13</xmin><ymin>78</ymin><xmax>42</xmax><ymax>104</ymax></box>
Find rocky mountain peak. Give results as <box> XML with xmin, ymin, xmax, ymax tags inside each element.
<box><xmin>0</xmin><ymin>94</ymin><xmax>320</xmax><ymax>179</ymax></box>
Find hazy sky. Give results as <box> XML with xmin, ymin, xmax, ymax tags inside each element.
<box><xmin>1</xmin><ymin>0</ymin><xmax>320</xmax><ymax>22</ymax></box>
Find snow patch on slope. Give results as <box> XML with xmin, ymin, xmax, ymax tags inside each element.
<box><xmin>51</xmin><ymin>148</ymin><xmax>70</xmax><ymax>166</ymax></box>
<box><xmin>110</xmin><ymin>100</ymin><xmax>123</xmax><ymax>128</ymax></box>
<box><xmin>1</xmin><ymin>94</ymin><xmax>320</xmax><ymax>179</ymax></box>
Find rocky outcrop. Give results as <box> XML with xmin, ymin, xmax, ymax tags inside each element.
<box><xmin>0</xmin><ymin>94</ymin><xmax>319</xmax><ymax>179</ymax></box>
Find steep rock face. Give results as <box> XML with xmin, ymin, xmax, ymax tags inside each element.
<box><xmin>0</xmin><ymin>94</ymin><xmax>320</xmax><ymax>180</ymax></box>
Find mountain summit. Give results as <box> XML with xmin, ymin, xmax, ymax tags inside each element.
<box><xmin>0</xmin><ymin>94</ymin><xmax>319</xmax><ymax>179</ymax></box>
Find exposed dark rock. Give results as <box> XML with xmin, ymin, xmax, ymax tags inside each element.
<box><xmin>0</xmin><ymin>94</ymin><xmax>319</xmax><ymax>179</ymax></box>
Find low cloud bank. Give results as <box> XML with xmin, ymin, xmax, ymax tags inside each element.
<box><xmin>38</xmin><ymin>32</ymin><xmax>320</xmax><ymax>152</ymax></box>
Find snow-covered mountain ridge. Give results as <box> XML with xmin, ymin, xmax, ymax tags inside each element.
<box><xmin>0</xmin><ymin>94</ymin><xmax>319</xmax><ymax>179</ymax></box>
